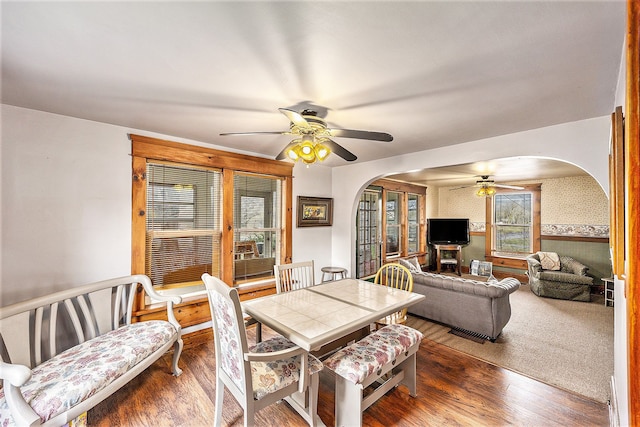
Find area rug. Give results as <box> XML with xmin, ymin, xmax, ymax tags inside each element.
<box><xmin>406</xmin><ymin>284</ymin><xmax>613</xmax><ymax>402</ymax></box>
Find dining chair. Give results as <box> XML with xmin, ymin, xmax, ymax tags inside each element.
<box><xmin>202</xmin><ymin>273</ymin><xmax>323</xmax><ymax>427</ymax></box>
<box><xmin>374</xmin><ymin>262</ymin><xmax>414</xmax><ymax>328</ymax></box>
<box><xmin>274</xmin><ymin>260</ymin><xmax>316</xmax><ymax>293</ymax></box>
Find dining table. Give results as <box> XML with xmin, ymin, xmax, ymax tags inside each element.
<box><xmin>242</xmin><ymin>278</ymin><xmax>426</xmax><ymax>352</ymax></box>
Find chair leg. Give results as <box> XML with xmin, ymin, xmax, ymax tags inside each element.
<box><xmin>256</xmin><ymin>322</ymin><xmax>262</xmax><ymax>343</ymax></box>
<box><xmin>308</xmin><ymin>372</ymin><xmax>320</xmax><ymax>427</ymax></box>
<box><xmin>214</xmin><ymin>376</ymin><xmax>224</xmax><ymax>427</ymax></box>
<box><xmin>171</xmin><ymin>338</ymin><xmax>184</xmax><ymax>376</ymax></box>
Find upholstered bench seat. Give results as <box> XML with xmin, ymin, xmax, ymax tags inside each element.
<box><xmin>324</xmin><ymin>324</ymin><xmax>423</xmax><ymax>427</ymax></box>
<box><xmin>325</xmin><ymin>324</ymin><xmax>423</xmax><ymax>384</ymax></box>
<box><xmin>249</xmin><ymin>336</ymin><xmax>324</xmax><ymax>400</ymax></box>
<box><xmin>0</xmin><ymin>321</ymin><xmax>177</xmax><ymax>426</ymax></box>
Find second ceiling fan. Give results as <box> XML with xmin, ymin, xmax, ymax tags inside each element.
<box><xmin>220</xmin><ymin>107</ymin><xmax>393</xmax><ymax>164</ymax></box>
<box><xmin>451</xmin><ymin>175</ymin><xmax>524</xmax><ymax>196</ymax></box>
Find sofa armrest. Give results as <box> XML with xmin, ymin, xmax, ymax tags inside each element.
<box><xmin>132</xmin><ymin>274</ymin><xmax>182</xmax><ymax>331</ymax></box>
<box><xmin>491</xmin><ymin>278</ymin><xmax>521</xmax><ymax>296</ymax></box>
<box><xmin>560</xmin><ymin>256</ymin><xmax>589</xmax><ymax>276</ymax></box>
<box><xmin>526</xmin><ymin>257</ymin><xmax>542</xmax><ymax>278</ymax></box>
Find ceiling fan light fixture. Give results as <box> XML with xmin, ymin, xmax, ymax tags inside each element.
<box><xmin>314</xmin><ymin>140</ymin><xmax>330</xmax><ymax>161</ymax></box>
<box><xmin>299</xmin><ymin>139</ymin><xmax>316</xmax><ymax>162</ymax></box>
<box><xmin>286</xmin><ymin>147</ymin><xmax>299</xmax><ymax>161</ymax></box>
<box><xmin>476</xmin><ymin>185</ymin><xmax>496</xmax><ymax>197</ymax></box>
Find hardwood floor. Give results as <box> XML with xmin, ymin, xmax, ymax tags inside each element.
<box><xmin>90</xmin><ymin>325</ymin><xmax>609</xmax><ymax>426</ymax></box>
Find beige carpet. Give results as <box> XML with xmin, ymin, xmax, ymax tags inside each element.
<box><xmin>406</xmin><ymin>284</ymin><xmax>614</xmax><ymax>402</ymax></box>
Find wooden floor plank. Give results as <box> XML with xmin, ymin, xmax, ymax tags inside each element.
<box><xmin>90</xmin><ymin>325</ymin><xmax>608</xmax><ymax>426</ymax></box>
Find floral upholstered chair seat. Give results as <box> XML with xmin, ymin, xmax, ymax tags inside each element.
<box><xmin>324</xmin><ymin>324</ymin><xmax>423</xmax><ymax>385</ymax></box>
<box><xmin>248</xmin><ymin>336</ymin><xmax>323</xmax><ymax>400</ymax></box>
<box><xmin>0</xmin><ymin>321</ymin><xmax>177</xmax><ymax>426</ymax></box>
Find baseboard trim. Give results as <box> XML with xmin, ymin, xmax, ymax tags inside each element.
<box><xmin>609</xmin><ymin>375</ymin><xmax>619</xmax><ymax>427</ymax></box>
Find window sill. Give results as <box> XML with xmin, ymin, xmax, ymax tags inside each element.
<box><xmin>486</xmin><ymin>254</ymin><xmax>529</xmax><ymax>269</ymax></box>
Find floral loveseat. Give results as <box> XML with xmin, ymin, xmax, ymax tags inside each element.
<box><xmin>0</xmin><ymin>275</ymin><xmax>183</xmax><ymax>426</ymax></box>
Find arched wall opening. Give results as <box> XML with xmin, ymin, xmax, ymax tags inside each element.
<box><xmin>329</xmin><ymin>115</ymin><xmax>611</xmax><ymax>277</ymax></box>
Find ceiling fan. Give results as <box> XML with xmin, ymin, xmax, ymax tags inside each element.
<box><xmin>220</xmin><ymin>107</ymin><xmax>393</xmax><ymax>164</ymax></box>
<box><xmin>451</xmin><ymin>175</ymin><xmax>524</xmax><ymax>196</ymax></box>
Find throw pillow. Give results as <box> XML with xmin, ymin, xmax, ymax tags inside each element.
<box><xmin>398</xmin><ymin>258</ymin><xmax>420</xmax><ymax>273</ymax></box>
<box><xmin>407</xmin><ymin>256</ymin><xmax>422</xmax><ymax>271</ymax></box>
<box><xmin>537</xmin><ymin>251</ymin><xmax>561</xmax><ymax>270</ymax></box>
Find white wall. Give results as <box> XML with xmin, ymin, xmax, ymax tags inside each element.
<box><xmin>1</xmin><ymin>105</ymin><xmax>132</xmax><ymax>304</ymax></box>
<box><xmin>290</xmin><ymin>163</ymin><xmax>333</xmax><ymax>284</ymax></box>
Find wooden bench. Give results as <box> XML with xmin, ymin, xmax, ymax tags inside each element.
<box><xmin>323</xmin><ymin>324</ymin><xmax>423</xmax><ymax>427</ymax></box>
<box><xmin>0</xmin><ymin>275</ymin><xmax>183</xmax><ymax>426</ymax></box>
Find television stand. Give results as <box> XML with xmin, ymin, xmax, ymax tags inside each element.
<box><xmin>434</xmin><ymin>244</ymin><xmax>462</xmax><ymax>275</ymax></box>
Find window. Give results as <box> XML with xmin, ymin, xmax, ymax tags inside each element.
<box><xmin>145</xmin><ymin>164</ymin><xmax>221</xmax><ymax>289</ymax></box>
<box><xmin>486</xmin><ymin>184</ymin><xmax>541</xmax><ymax>260</ymax></box>
<box><xmin>131</xmin><ymin>134</ymin><xmax>293</xmax><ymax>319</ymax></box>
<box><xmin>357</xmin><ymin>189</ymin><xmax>381</xmax><ymax>278</ymax></box>
<box><xmin>385</xmin><ymin>191</ymin><xmax>402</xmax><ymax>256</ymax></box>
<box><xmin>356</xmin><ymin>180</ymin><xmax>426</xmax><ymax>278</ymax></box>
<box><xmin>407</xmin><ymin>194</ymin><xmax>419</xmax><ymax>253</ymax></box>
<box><xmin>493</xmin><ymin>192</ymin><xmax>532</xmax><ymax>254</ymax></box>
<box><xmin>233</xmin><ymin>173</ymin><xmax>281</xmax><ymax>283</ymax></box>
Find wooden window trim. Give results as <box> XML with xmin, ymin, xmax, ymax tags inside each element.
<box><xmin>130</xmin><ymin>134</ymin><xmax>293</xmax><ymax>322</ymax></box>
<box><xmin>371</xmin><ymin>179</ymin><xmax>427</xmax><ymax>265</ymax></box>
<box><xmin>484</xmin><ymin>184</ymin><xmax>541</xmax><ymax>261</ymax></box>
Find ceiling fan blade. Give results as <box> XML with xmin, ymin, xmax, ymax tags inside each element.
<box><xmin>220</xmin><ymin>131</ymin><xmax>290</xmax><ymax>136</ymax></box>
<box><xmin>322</xmin><ymin>138</ymin><xmax>357</xmax><ymax>162</ymax></box>
<box><xmin>278</xmin><ymin>108</ymin><xmax>311</xmax><ymax>131</ymax></box>
<box><xmin>275</xmin><ymin>141</ymin><xmax>299</xmax><ymax>161</ymax></box>
<box><xmin>494</xmin><ymin>184</ymin><xmax>525</xmax><ymax>190</ymax></box>
<box><xmin>449</xmin><ymin>186</ymin><xmax>474</xmax><ymax>191</ymax></box>
<box><xmin>327</xmin><ymin>128</ymin><xmax>393</xmax><ymax>142</ymax></box>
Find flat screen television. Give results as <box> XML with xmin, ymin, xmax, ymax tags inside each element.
<box><xmin>427</xmin><ymin>218</ymin><xmax>470</xmax><ymax>245</ymax></box>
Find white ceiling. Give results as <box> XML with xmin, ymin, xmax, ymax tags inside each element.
<box><xmin>1</xmin><ymin>1</ymin><xmax>625</xmax><ymax>183</ymax></box>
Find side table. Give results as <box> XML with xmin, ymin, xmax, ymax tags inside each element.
<box><xmin>433</xmin><ymin>244</ymin><xmax>462</xmax><ymax>276</ymax></box>
<box><xmin>603</xmin><ymin>277</ymin><xmax>614</xmax><ymax>307</ymax></box>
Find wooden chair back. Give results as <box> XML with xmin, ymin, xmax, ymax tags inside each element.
<box><xmin>274</xmin><ymin>261</ymin><xmax>315</xmax><ymax>293</ymax></box>
<box><xmin>374</xmin><ymin>263</ymin><xmax>414</xmax><ymax>325</ymax></box>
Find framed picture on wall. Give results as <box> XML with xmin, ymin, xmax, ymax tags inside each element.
<box><xmin>297</xmin><ymin>196</ymin><xmax>333</xmax><ymax>227</ymax></box>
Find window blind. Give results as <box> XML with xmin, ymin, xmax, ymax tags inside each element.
<box><xmin>146</xmin><ymin>163</ymin><xmax>222</xmax><ymax>287</ymax></box>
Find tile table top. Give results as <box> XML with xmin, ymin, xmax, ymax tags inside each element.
<box><xmin>242</xmin><ymin>278</ymin><xmax>425</xmax><ymax>351</ymax></box>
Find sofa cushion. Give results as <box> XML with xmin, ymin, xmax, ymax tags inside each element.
<box><xmin>537</xmin><ymin>251</ymin><xmax>561</xmax><ymax>270</ymax></box>
<box><xmin>539</xmin><ymin>270</ymin><xmax>593</xmax><ymax>285</ymax></box>
<box><xmin>0</xmin><ymin>320</ymin><xmax>177</xmax><ymax>425</ymax></box>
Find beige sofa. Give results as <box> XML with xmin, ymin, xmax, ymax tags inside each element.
<box><xmin>398</xmin><ymin>259</ymin><xmax>520</xmax><ymax>340</ymax></box>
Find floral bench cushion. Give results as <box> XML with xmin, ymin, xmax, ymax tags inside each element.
<box><xmin>249</xmin><ymin>336</ymin><xmax>323</xmax><ymax>400</ymax></box>
<box><xmin>0</xmin><ymin>320</ymin><xmax>177</xmax><ymax>425</ymax></box>
<box><xmin>324</xmin><ymin>324</ymin><xmax>423</xmax><ymax>385</ymax></box>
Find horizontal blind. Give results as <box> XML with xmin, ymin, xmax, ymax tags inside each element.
<box><xmin>146</xmin><ymin>163</ymin><xmax>221</xmax><ymax>287</ymax></box>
